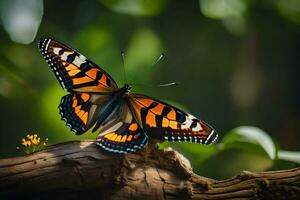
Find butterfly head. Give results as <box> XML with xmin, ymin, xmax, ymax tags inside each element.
<box><xmin>124</xmin><ymin>84</ymin><xmax>131</xmax><ymax>93</ymax></box>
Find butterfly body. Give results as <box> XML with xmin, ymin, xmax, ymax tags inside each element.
<box><xmin>39</xmin><ymin>37</ymin><xmax>218</xmax><ymax>154</ymax></box>
<box><xmin>91</xmin><ymin>84</ymin><xmax>131</xmax><ymax>132</ymax></box>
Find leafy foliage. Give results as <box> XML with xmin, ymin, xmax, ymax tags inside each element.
<box><xmin>0</xmin><ymin>0</ymin><xmax>299</xmax><ymax>179</ymax></box>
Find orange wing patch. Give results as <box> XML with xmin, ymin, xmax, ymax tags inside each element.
<box><xmin>129</xmin><ymin>123</ymin><xmax>138</xmax><ymax>131</ymax></box>
<box><xmin>150</xmin><ymin>103</ymin><xmax>164</xmax><ymax>115</ymax></box>
<box><xmin>85</xmin><ymin>68</ymin><xmax>99</xmax><ymax>79</ymax></box>
<box><xmin>127</xmin><ymin>135</ymin><xmax>133</xmax><ymax>142</ymax></box>
<box><xmin>146</xmin><ymin>112</ymin><xmax>156</xmax><ymax>127</ymax></box>
<box><xmin>65</xmin><ymin>64</ymin><xmax>77</xmax><ymax>71</ymax></box>
<box><xmin>81</xmin><ymin>93</ymin><xmax>90</xmax><ymax>102</ymax></box>
<box><xmin>167</xmin><ymin>109</ymin><xmax>176</xmax><ymax>120</ymax></box>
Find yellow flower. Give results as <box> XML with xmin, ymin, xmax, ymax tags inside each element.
<box><xmin>21</xmin><ymin>139</ymin><xmax>28</xmax><ymax>147</ymax></box>
<box><xmin>31</xmin><ymin>139</ymin><xmax>38</xmax><ymax>145</ymax></box>
<box><xmin>21</xmin><ymin>140</ymin><xmax>31</xmax><ymax>147</ymax></box>
<box><xmin>27</xmin><ymin>134</ymin><xmax>34</xmax><ymax>140</ymax></box>
<box><xmin>18</xmin><ymin>133</ymin><xmax>48</xmax><ymax>154</ymax></box>
<box><xmin>31</xmin><ymin>136</ymin><xmax>40</xmax><ymax>145</ymax></box>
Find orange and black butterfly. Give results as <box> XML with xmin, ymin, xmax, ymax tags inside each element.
<box><xmin>38</xmin><ymin>38</ymin><xmax>218</xmax><ymax>153</ymax></box>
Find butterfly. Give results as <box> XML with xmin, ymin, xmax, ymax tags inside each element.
<box><xmin>38</xmin><ymin>37</ymin><xmax>218</xmax><ymax>154</ymax></box>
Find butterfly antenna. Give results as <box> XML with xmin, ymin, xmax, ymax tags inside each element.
<box><xmin>132</xmin><ymin>82</ymin><xmax>179</xmax><ymax>88</ymax></box>
<box><xmin>121</xmin><ymin>50</ymin><xmax>128</xmax><ymax>84</ymax></box>
<box><xmin>131</xmin><ymin>53</ymin><xmax>179</xmax><ymax>88</ymax></box>
<box><xmin>157</xmin><ymin>82</ymin><xmax>179</xmax><ymax>87</ymax></box>
<box><xmin>152</xmin><ymin>53</ymin><xmax>165</xmax><ymax>67</ymax></box>
<box><xmin>151</xmin><ymin>53</ymin><xmax>179</xmax><ymax>87</ymax></box>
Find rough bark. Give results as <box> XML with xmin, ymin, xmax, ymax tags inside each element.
<box><xmin>0</xmin><ymin>141</ymin><xmax>299</xmax><ymax>200</ymax></box>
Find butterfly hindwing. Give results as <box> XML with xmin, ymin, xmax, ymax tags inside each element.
<box><xmin>59</xmin><ymin>92</ymin><xmax>110</xmax><ymax>135</ymax></box>
<box><xmin>96</xmin><ymin>101</ymin><xmax>148</xmax><ymax>153</ymax></box>
<box><xmin>129</xmin><ymin>94</ymin><xmax>218</xmax><ymax>145</ymax></box>
<box><xmin>38</xmin><ymin>38</ymin><xmax>118</xmax><ymax>92</ymax></box>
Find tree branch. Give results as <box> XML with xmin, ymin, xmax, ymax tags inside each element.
<box><xmin>0</xmin><ymin>141</ymin><xmax>299</xmax><ymax>199</ymax></box>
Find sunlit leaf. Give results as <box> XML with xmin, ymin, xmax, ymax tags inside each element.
<box><xmin>0</xmin><ymin>0</ymin><xmax>43</xmax><ymax>44</ymax></box>
<box><xmin>222</xmin><ymin>126</ymin><xmax>277</xmax><ymax>160</ymax></box>
<box><xmin>99</xmin><ymin>0</ymin><xmax>168</xmax><ymax>16</ymax></box>
<box><xmin>199</xmin><ymin>0</ymin><xmax>246</xmax><ymax>34</ymax></box>
<box><xmin>278</xmin><ymin>150</ymin><xmax>300</xmax><ymax>164</ymax></box>
<box><xmin>200</xmin><ymin>148</ymin><xmax>273</xmax><ymax>179</ymax></box>
<box><xmin>200</xmin><ymin>0</ymin><xmax>245</xmax><ymax>19</ymax></box>
<box><xmin>273</xmin><ymin>0</ymin><xmax>300</xmax><ymax>25</ymax></box>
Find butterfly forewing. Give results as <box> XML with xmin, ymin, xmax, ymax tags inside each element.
<box><xmin>38</xmin><ymin>38</ymin><xmax>118</xmax><ymax>92</ymax></box>
<box><xmin>129</xmin><ymin>94</ymin><xmax>218</xmax><ymax>145</ymax></box>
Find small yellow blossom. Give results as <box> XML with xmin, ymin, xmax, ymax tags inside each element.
<box><xmin>17</xmin><ymin>133</ymin><xmax>48</xmax><ymax>154</ymax></box>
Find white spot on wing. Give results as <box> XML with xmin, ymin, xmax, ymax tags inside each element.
<box><xmin>45</xmin><ymin>39</ymin><xmax>51</xmax><ymax>50</ymax></box>
<box><xmin>61</xmin><ymin>51</ymin><xmax>73</xmax><ymax>61</ymax></box>
<box><xmin>53</xmin><ymin>47</ymin><xmax>62</xmax><ymax>55</ymax></box>
<box><xmin>205</xmin><ymin>130</ymin><xmax>215</xmax><ymax>144</ymax></box>
<box><xmin>73</xmin><ymin>56</ymin><xmax>85</xmax><ymax>66</ymax></box>
<box><xmin>192</xmin><ymin>122</ymin><xmax>203</xmax><ymax>131</ymax></box>
<box><xmin>181</xmin><ymin>118</ymin><xmax>193</xmax><ymax>129</ymax></box>
<box><xmin>79</xmin><ymin>54</ymin><xmax>86</xmax><ymax>60</ymax></box>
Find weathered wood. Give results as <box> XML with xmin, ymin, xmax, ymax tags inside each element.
<box><xmin>0</xmin><ymin>141</ymin><xmax>299</xmax><ymax>199</ymax></box>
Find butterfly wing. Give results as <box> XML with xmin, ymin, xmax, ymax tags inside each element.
<box><xmin>59</xmin><ymin>92</ymin><xmax>111</xmax><ymax>135</ymax></box>
<box><xmin>128</xmin><ymin>94</ymin><xmax>218</xmax><ymax>145</ymax></box>
<box><xmin>38</xmin><ymin>37</ymin><xmax>118</xmax><ymax>92</ymax></box>
<box><xmin>96</xmin><ymin>101</ymin><xmax>148</xmax><ymax>153</ymax></box>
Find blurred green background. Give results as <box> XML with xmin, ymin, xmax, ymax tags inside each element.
<box><xmin>0</xmin><ymin>0</ymin><xmax>299</xmax><ymax>179</ymax></box>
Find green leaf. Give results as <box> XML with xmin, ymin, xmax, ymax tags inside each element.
<box><xmin>278</xmin><ymin>150</ymin><xmax>300</xmax><ymax>164</ymax></box>
<box><xmin>273</xmin><ymin>0</ymin><xmax>300</xmax><ymax>25</ymax></box>
<box><xmin>222</xmin><ymin>126</ymin><xmax>276</xmax><ymax>160</ymax></box>
<box><xmin>99</xmin><ymin>0</ymin><xmax>168</xmax><ymax>16</ymax></box>
<box><xmin>200</xmin><ymin>0</ymin><xmax>246</xmax><ymax>19</ymax></box>
<box><xmin>199</xmin><ymin>0</ymin><xmax>246</xmax><ymax>35</ymax></box>
<box><xmin>199</xmin><ymin>148</ymin><xmax>273</xmax><ymax>179</ymax></box>
<box><xmin>0</xmin><ymin>0</ymin><xmax>43</xmax><ymax>44</ymax></box>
